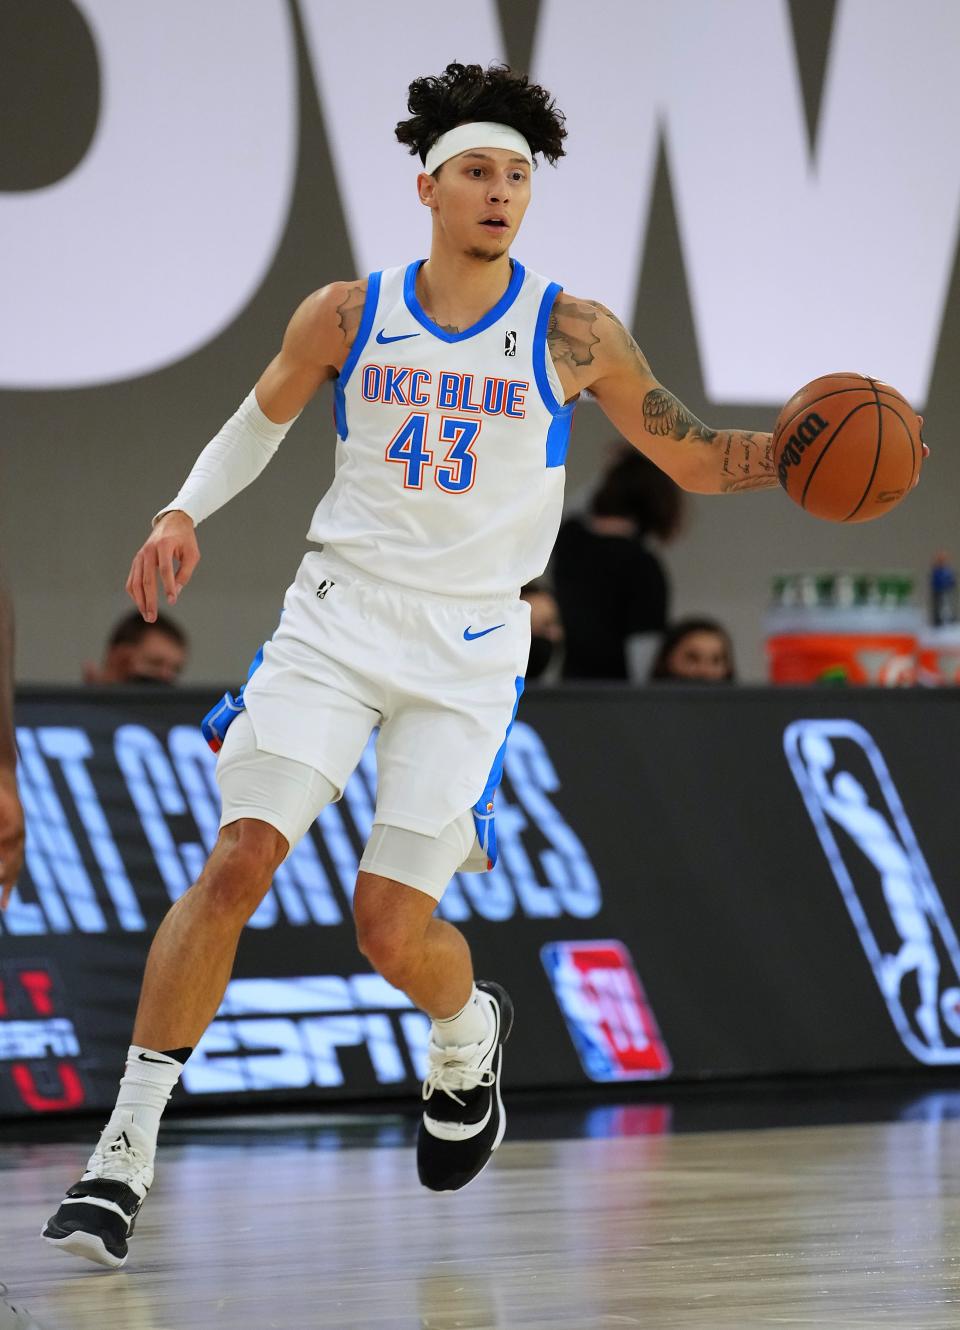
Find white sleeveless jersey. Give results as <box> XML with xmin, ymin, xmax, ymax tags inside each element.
<box><xmin>307</xmin><ymin>259</ymin><xmax>575</xmax><ymax>598</ymax></box>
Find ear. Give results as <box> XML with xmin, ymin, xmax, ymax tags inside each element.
<box><xmin>417</xmin><ymin>171</ymin><xmax>438</xmax><ymax>210</ymax></box>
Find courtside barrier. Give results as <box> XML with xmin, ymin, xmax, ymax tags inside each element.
<box><xmin>2</xmin><ymin>686</ymin><xmax>957</xmax><ymax>1118</ymax></box>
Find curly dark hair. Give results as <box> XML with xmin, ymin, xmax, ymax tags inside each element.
<box><xmin>395</xmin><ymin>62</ymin><xmax>567</xmax><ymax>170</ymax></box>
<box><xmin>590</xmin><ymin>448</ymin><xmax>685</xmax><ymax>542</ymax></box>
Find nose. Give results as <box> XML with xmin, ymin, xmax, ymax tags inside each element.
<box><xmin>487</xmin><ymin>175</ymin><xmax>512</xmax><ymax>204</ymax></box>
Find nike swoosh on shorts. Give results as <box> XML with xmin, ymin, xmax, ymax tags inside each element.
<box><xmin>463</xmin><ymin>625</ymin><xmax>505</xmax><ymax>641</ymax></box>
<box><xmin>376</xmin><ymin>329</ymin><xmax>420</xmax><ymax>344</ymax></box>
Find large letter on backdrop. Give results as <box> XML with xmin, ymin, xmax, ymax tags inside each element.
<box><xmin>526</xmin><ymin>0</ymin><xmax>960</xmax><ymax>405</ymax></box>
<box><xmin>298</xmin><ymin>0</ymin><xmax>505</xmax><ymax>275</ymax></box>
<box><xmin>0</xmin><ymin>1</ymin><xmax>297</xmax><ymax>389</ymax></box>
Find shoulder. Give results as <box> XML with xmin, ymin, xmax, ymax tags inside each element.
<box><xmin>300</xmin><ymin>279</ymin><xmax>369</xmax><ymax>343</ymax></box>
<box><xmin>545</xmin><ymin>290</ymin><xmax>651</xmax><ymax>392</ymax></box>
<box><xmin>281</xmin><ymin>279</ymin><xmax>369</xmax><ymax>370</ymax></box>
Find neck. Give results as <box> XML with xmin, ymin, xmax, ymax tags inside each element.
<box><xmin>417</xmin><ymin>239</ymin><xmax>513</xmax><ymax>330</ymax></box>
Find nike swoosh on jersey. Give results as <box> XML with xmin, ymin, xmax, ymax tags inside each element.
<box><xmin>376</xmin><ymin>329</ymin><xmax>420</xmax><ymax>344</ymax></box>
<box><xmin>463</xmin><ymin>624</ymin><xmax>506</xmax><ymax>640</ymax></box>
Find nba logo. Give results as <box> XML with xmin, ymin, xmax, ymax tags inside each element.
<box><xmin>504</xmin><ymin>330</ymin><xmax>517</xmax><ymax>356</ymax></box>
<box><xmin>541</xmin><ymin>940</ymin><xmax>672</xmax><ymax>1081</ymax></box>
<box><xmin>785</xmin><ymin>719</ymin><xmax>960</xmax><ymax>1065</ymax></box>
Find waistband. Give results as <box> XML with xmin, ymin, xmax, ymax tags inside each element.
<box><xmin>306</xmin><ymin>545</ymin><xmax>521</xmax><ymax>610</ymax></box>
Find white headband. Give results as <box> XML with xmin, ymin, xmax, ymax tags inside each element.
<box><xmin>423</xmin><ymin>122</ymin><xmax>533</xmax><ymax>176</ymax></box>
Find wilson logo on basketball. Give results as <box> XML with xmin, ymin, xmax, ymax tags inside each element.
<box><xmin>776</xmin><ymin>412</ymin><xmax>828</xmax><ymax>488</ymax></box>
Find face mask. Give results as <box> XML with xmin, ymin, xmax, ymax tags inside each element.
<box><xmin>526</xmin><ymin>635</ymin><xmax>555</xmax><ymax>680</ymax></box>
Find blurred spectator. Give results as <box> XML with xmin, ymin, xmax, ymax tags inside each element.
<box><xmin>84</xmin><ymin>611</ymin><xmax>188</xmax><ymax>685</ymax></box>
<box><xmin>521</xmin><ymin>581</ymin><xmax>564</xmax><ymax>682</ymax></box>
<box><xmin>650</xmin><ymin>618</ymin><xmax>736</xmax><ymax>682</ymax></box>
<box><xmin>552</xmin><ymin>448</ymin><xmax>684</xmax><ymax>680</ymax></box>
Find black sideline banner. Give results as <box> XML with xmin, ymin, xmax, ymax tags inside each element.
<box><xmin>3</xmin><ymin>687</ymin><xmax>959</xmax><ymax>1119</ymax></box>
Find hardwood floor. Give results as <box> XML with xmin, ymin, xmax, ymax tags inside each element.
<box><xmin>3</xmin><ymin>1117</ymin><xmax>960</xmax><ymax>1328</ymax></box>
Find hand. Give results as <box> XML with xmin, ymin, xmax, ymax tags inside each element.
<box><xmin>914</xmin><ymin>415</ymin><xmax>929</xmax><ymax>488</ymax></box>
<box><xmin>0</xmin><ymin>766</ymin><xmax>25</xmax><ymax>910</ymax></box>
<box><xmin>125</xmin><ymin>511</ymin><xmax>200</xmax><ymax>622</ymax></box>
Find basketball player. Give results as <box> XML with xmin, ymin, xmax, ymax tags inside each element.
<box><xmin>39</xmin><ymin>61</ymin><xmax>843</xmax><ymax>1268</ymax></box>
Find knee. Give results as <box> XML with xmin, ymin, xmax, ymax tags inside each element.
<box><xmin>201</xmin><ymin>819</ymin><xmax>288</xmax><ymax>920</ymax></box>
<box><xmin>355</xmin><ymin>905</ymin><xmax>422</xmax><ymax>988</ymax></box>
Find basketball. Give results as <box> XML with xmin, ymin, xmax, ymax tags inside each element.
<box><xmin>773</xmin><ymin>372</ymin><xmax>922</xmax><ymax>522</ymax></box>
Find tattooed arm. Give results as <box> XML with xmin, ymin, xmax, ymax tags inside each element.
<box><xmin>546</xmin><ymin>293</ymin><xmax>776</xmax><ymax>494</ymax></box>
<box><xmin>128</xmin><ymin>281</ymin><xmax>368</xmax><ymax>622</ymax></box>
<box><xmin>255</xmin><ymin>279</ymin><xmax>367</xmax><ymax>422</ymax></box>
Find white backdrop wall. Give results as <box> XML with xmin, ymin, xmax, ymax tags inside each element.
<box><xmin>2</xmin><ymin>0</ymin><xmax>958</xmax><ymax>682</ymax></box>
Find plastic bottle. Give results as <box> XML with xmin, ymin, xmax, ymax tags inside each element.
<box><xmin>930</xmin><ymin>553</ymin><xmax>958</xmax><ymax>627</ymax></box>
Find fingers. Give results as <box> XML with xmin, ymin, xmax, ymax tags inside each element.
<box><xmin>141</xmin><ymin>545</ymin><xmax>160</xmax><ymax>621</ymax></box>
<box><xmin>0</xmin><ymin>832</ymin><xmax>24</xmax><ymax>913</ymax></box>
<box><xmin>127</xmin><ymin>525</ymin><xmax>201</xmax><ymax>622</ymax></box>
<box><xmin>174</xmin><ymin>544</ymin><xmax>200</xmax><ymax>592</ymax></box>
<box><xmin>126</xmin><ymin>545</ymin><xmax>162</xmax><ymax>620</ymax></box>
<box><xmin>158</xmin><ymin>543</ymin><xmax>179</xmax><ymax>607</ymax></box>
<box><xmin>125</xmin><ymin>552</ymin><xmax>144</xmax><ymax>614</ymax></box>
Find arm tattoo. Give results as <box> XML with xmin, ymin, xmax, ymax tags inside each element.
<box><xmin>718</xmin><ymin>431</ymin><xmax>777</xmax><ymax>493</ymax></box>
<box><xmin>546</xmin><ymin>297</ymin><xmax>602</xmax><ymax>371</ymax></box>
<box><xmin>335</xmin><ymin>282</ymin><xmax>367</xmax><ymax>348</ymax></box>
<box><xmin>642</xmin><ymin>388</ymin><xmax>718</xmax><ymax>443</ymax></box>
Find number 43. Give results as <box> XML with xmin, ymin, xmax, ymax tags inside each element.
<box><xmin>385</xmin><ymin>413</ymin><xmax>481</xmax><ymax>493</ymax></box>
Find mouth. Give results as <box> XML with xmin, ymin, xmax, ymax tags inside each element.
<box><xmin>479</xmin><ymin>217</ymin><xmax>509</xmax><ymax>234</ymax></box>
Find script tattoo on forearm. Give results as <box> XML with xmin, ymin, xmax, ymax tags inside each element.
<box><xmin>335</xmin><ymin>283</ymin><xmax>367</xmax><ymax>347</ymax></box>
<box><xmin>717</xmin><ymin>431</ymin><xmax>777</xmax><ymax>492</ymax></box>
<box><xmin>642</xmin><ymin>388</ymin><xmax>718</xmax><ymax>443</ymax></box>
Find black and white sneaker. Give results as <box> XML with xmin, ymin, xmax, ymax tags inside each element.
<box><xmin>418</xmin><ymin>980</ymin><xmax>514</xmax><ymax>1193</ymax></box>
<box><xmin>41</xmin><ymin>1122</ymin><xmax>153</xmax><ymax>1269</ymax></box>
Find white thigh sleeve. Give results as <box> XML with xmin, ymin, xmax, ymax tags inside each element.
<box><xmin>154</xmin><ymin>389</ymin><xmax>299</xmax><ymax>527</ymax></box>
<box><xmin>216</xmin><ymin>712</ymin><xmax>338</xmax><ymax>855</ymax></box>
<box><xmin>359</xmin><ymin>814</ymin><xmax>476</xmax><ymax>903</ymax></box>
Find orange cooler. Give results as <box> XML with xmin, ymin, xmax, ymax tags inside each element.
<box><xmin>765</xmin><ymin>608</ymin><xmax>920</xmax><ymax>685</ymax></box>
<box><xmin>917</xmin><ymin>626</ymin><xmax>960</xmax><ymax>686</ymax></box>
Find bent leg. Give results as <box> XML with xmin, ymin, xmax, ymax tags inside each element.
<box><xmin>132</xmin><ymin>817</ymin><xmax>289</xmax><ymax>1051</ymax></box>
<box><xmin>354</xmin><ymin>870</ymin><xmax>473</xmax><ymax>1019</ymax></box>
<box><xmin>356</xmin><ymin>814</ymin><xmax>477</xmax><ymax>1017</ymax></box>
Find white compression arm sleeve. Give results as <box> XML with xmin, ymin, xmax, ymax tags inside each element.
<box><xmin>153</xmin><ymin>389</ymin><xmax>298</xmax><ymax>526</ymax></box>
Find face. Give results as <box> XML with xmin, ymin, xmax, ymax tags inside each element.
<box><xmin>121</xmin><ymin>630</ymin><xmax>187</xmax><ymax>684</ymax></box>
<box><xmin>419</xmin><ymin>147</ymin><xmax>531</xmax><ymax>260</ymax></box>
<box><xmin>525</xmin><ymin>590</ymin><xmax>563</xmax><ymax>642</ymax></box>
<box><xmin>664</xmin><ymin>630</ymin><xmax>731</xmax><ymax>682</ymax></box>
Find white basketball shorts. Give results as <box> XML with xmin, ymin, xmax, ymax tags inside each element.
<box><xmin>223</xmin><ymin>546</ymin><xmax>529</xmax><ymax>846</ymax></box>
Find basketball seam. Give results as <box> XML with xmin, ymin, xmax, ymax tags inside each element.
<box><xmin>842</xmin><ymin>377</ymin><xmax>883</xmax><ymax>521</ymax></box>
<box><xmin>799</xmin><ymin>401</ymin><xmax>875</xmax><ymax>509</ymax></box>
<box><xmin>776</xmin><ymin>384</ymin><xmax>906</xmax><ymax>437</ymax></box>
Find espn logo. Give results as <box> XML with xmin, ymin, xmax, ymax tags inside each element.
<box><xmin>183</xmin><ymin>974</ymin><xmax>431</xmax><ymax>1095</ymax></box>
<box><xmin>0</xmin><ymin>963</ymin><xmax>85</xmax><ymax>1113</ymax></box>
<box><xmin>541</xmin><ymin>940</ymin><xmax>671</xmax><ymax>1082</ymax></box>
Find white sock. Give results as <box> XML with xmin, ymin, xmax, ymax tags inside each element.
<box><xmin>432</xmin><ymin>986</ymin><xmax>492</xmax><ymax>1049</ymax></box>
<box><xmin>97</xmin><ymin>1045</ymin><xmax>186</xmax><ymax>1158</ymax></box>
